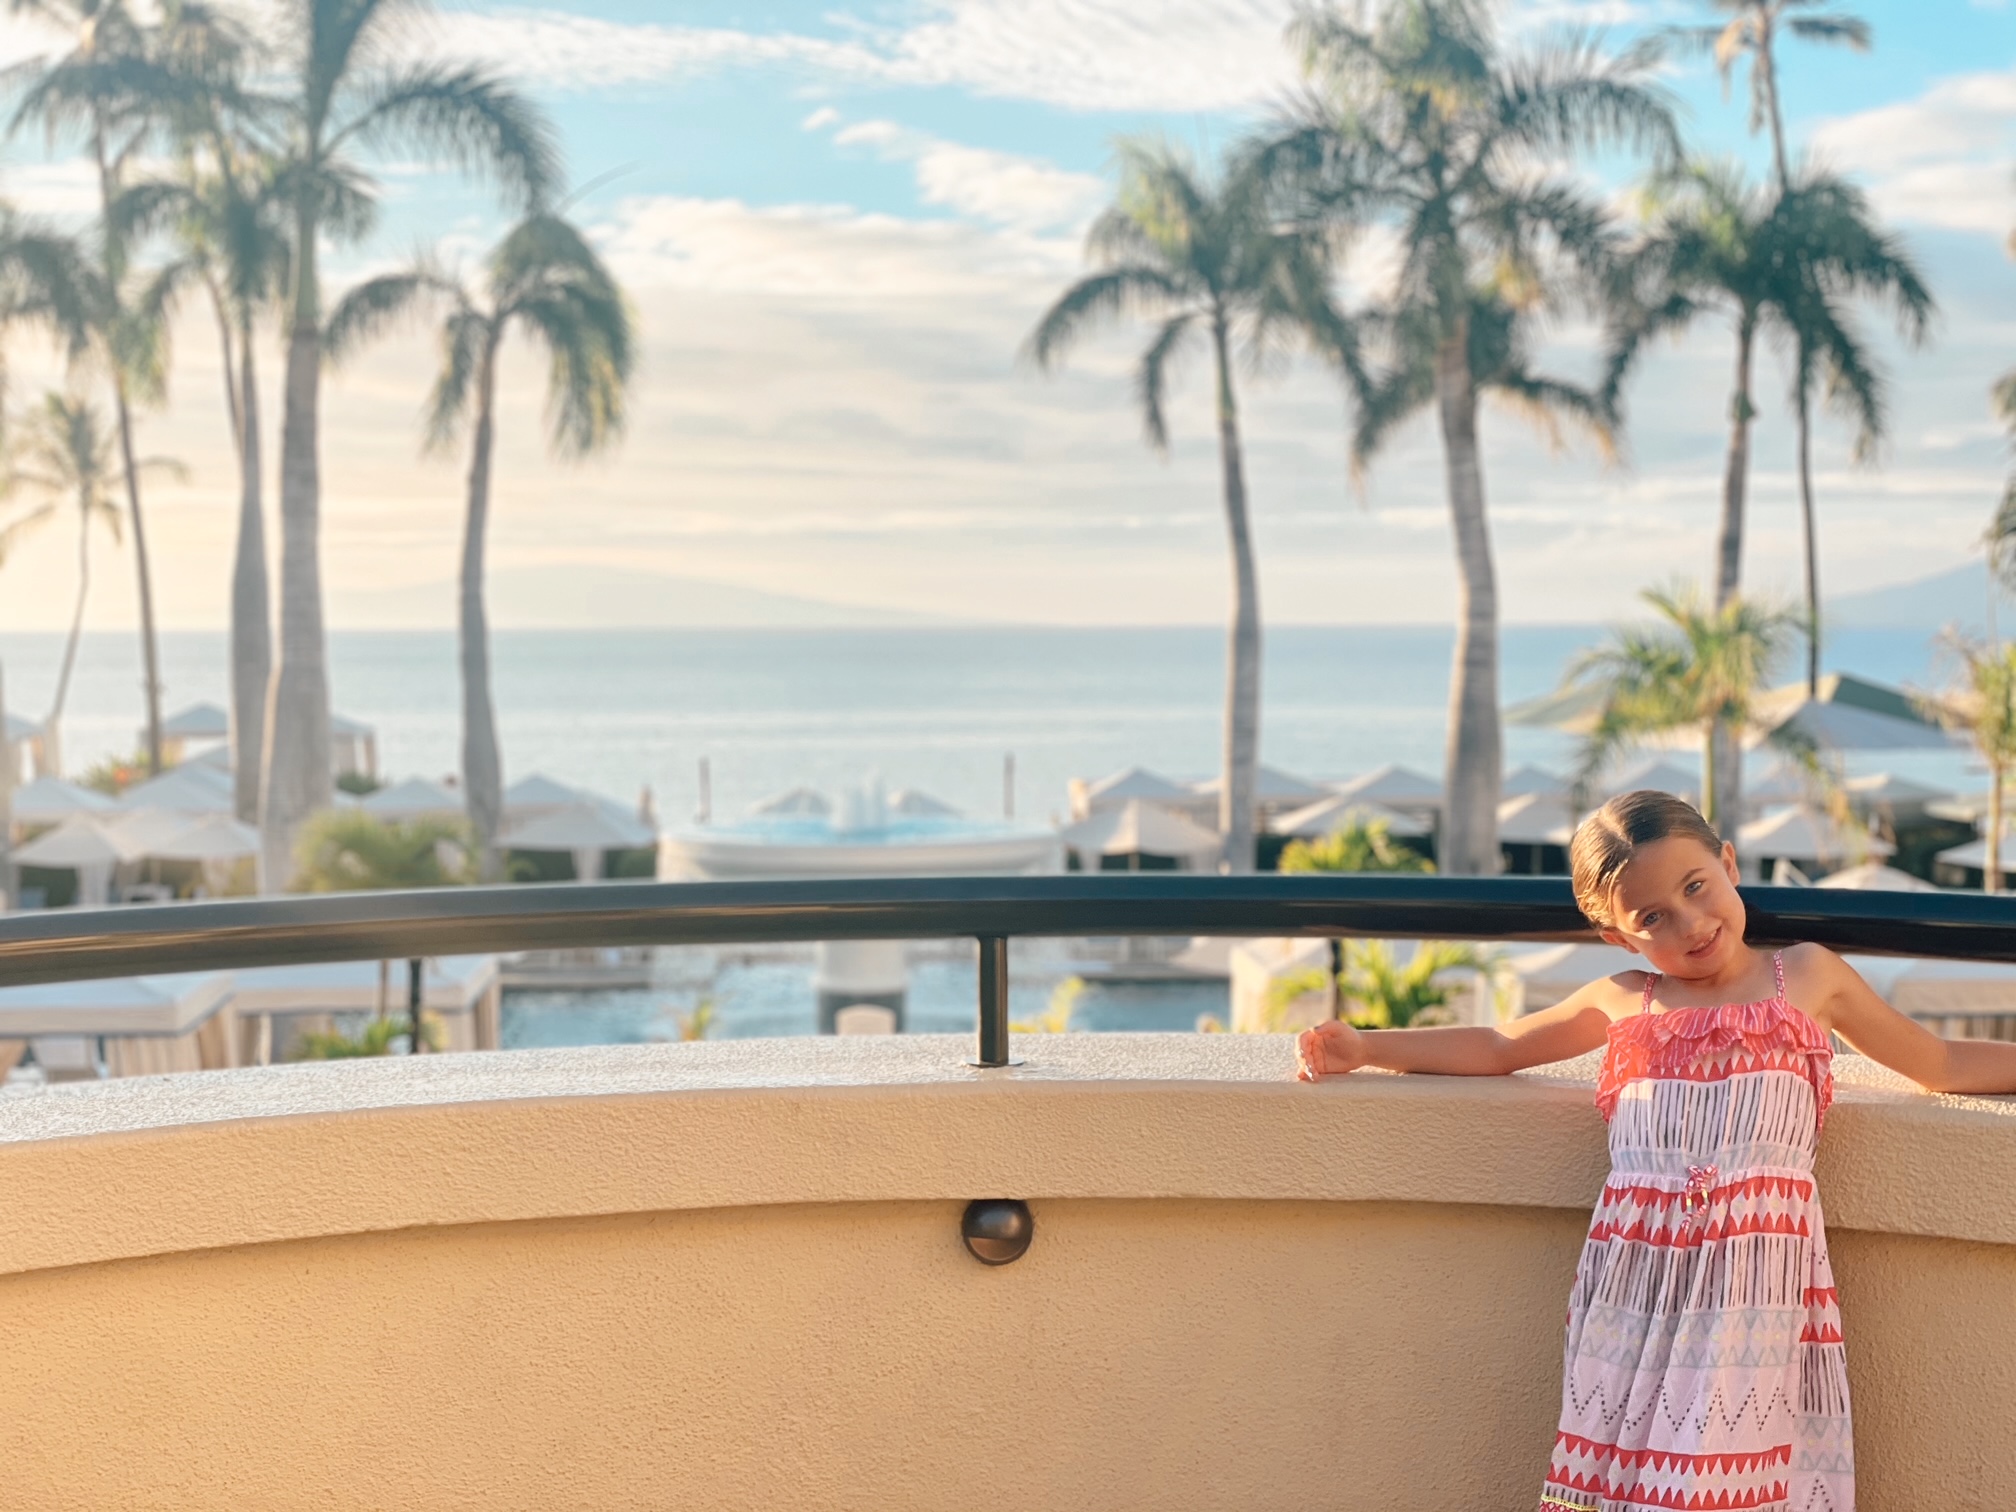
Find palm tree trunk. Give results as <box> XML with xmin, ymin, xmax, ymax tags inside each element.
<box><xmin>1210</xmin><ymin>315</ymin><xmax>1260</xmax><ymax>875</ymax></box>
<box><xmin>1988</xmin><ymin>765</ymin><xmax>2003</xmax><ymax>896</ymax></box>
<box><xmin>88</xmin><ymin>127</ymin><xmax>163</xmax><ymax>775</ymax></box>
<box><xmin>261</xmin><ymin>205</ymin><xmax>332</xmax><ymax>889</ymax></box>
<box><xmin>1709</xmin><ymin>312</ymin><xmax>1760</xmax><ymax>831</ymax></box>
<box><xmin>1434</xmin><ymin>324</ymin><xmax>1502</xmax><ymax>877</ymax></box>
<box><xmin>1701</xmin><ymin>725</ymin><xmax>1719</xmax><ymax>831</ymax></box>
<box><xmin>231</xmin><ymin>312</ymin><xmax>270</xmax><ymax>827</ymax></box>
<box><xmin>460</xmin><ymin>335</ymin><xmax>505</xmax><ymax>882</ymax></box>
<box><xmin>1797</xmin><ymin>366</ymin><xmax>1821</xmax><ymax>696</ymax></box>
<box><xmin>46</xmin><ymin>492</ymin><xmax>92</xmax><ymax>780</ymax></box>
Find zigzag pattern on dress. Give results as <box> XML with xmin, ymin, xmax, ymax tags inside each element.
<box><xmin>1541</xmin><ymin>959</ymin><xmax>1853</xmax><ymax>1512</ymax></box>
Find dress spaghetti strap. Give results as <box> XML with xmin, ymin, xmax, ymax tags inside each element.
<box><xmin>1773</xmin><ymin>949</ymin><xmax>1787</xmax><ymax>999</ymax></box>
<box><xmin>1640</xmin><ymin>971</ymin><xmax>1659</xmax><ymax>1013</ymax></box>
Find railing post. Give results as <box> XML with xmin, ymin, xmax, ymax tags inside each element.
<box><xmin>973</xmin><ymin>935</ymin><xmax>1015</xmax><ymax>1068</ymax></box>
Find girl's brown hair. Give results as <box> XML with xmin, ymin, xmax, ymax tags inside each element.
<box><xmin>1569</xmin><ymin>790</ymin><xmax>1723</xmax><ymax>928</ymax></box>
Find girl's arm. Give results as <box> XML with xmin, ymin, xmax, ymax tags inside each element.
<box><xmin>1801</xmin><ymin>945</ymin><xmax>2016</xmax><ymax>1095</ymax></box>
<box><xmin>1296</xmin><ymin>981</ymin><xmax>1619</xmax><ymax>1081</ymax></box>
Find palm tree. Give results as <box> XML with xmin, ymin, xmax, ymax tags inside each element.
<box><xmin>1026</xmin><ymin>140</ymin><xmax>1341</xmax><ymax>873</ymax></box>
<box><xmin>117</xmin><ymin>133</ymin><xmax>290</xmax><ymax>823</ymax></box>
<box><xmin>0</xmin><ymin>392</ymin><xmax>178</xmax><ymax>775</ymax></box>
<box><xmin>4</xmin><ymin>0</ymin><xmax>201</xmax><ymax>776</ymax></box>
<box><xmin>1927</xmin><ymin>635</ymin><xmax>2016</xmax><ymax>894</ymax></box>
<box><xmin>257</xmin><ymin>0</ymin><xmax>559</xmax><ymax>888</ymax></box>
<box><xmin>1269</xmin><ymin>0</ymin><xmax>1677</xmax><ymax>875</ymax></box>
<box><xmin>1665</xmin><ymin>1</ymin><xmax>1875</xmax><ymax>695</ymax></box>
<box><xmin>0</xmin><ymin>204</ymin><xmax>96</xmax><ymax>434</ymax></box>
<box><xmin>1278</xmin><ymin>814</ymin><xmax>1432</xmax><ymax>874</ymax></box>
<box><xmin>1557</xmin><ymin>582</ymin><xmax>1806</xmax><ymax>830</ymax></box>
<box><xmin>1604</xmin><ymin>161</ymin><xmax>1931</xmax><ymax>817</ymax></box>
<box><xmin>324</xmin><ymin>212</ymin><xmax>633</xmax><ymax>877</ymax></box>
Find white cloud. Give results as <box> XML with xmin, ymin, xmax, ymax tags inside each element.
<box><xmin>800</xmin><ymin>106</ymin><xmax>842</xmax><ymax>132</ymax></box>
<box><xmin>824</xmin><ymin>116</ymin><xmax>1104</xmax><ymax>232</ymax></box>
<box><xmin>0</xmin><ymin>160</ymin><xmax>100</xmax><ymax>219</ymax></box>
<box><xmin>1810</xmin><ymin>67</ymin><xmax>2016</xmax><ymax>233</ymax></box>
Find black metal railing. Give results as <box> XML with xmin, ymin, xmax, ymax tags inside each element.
<box><xmin>0</xmin><ymin>875</ymin><xmax>2011</xmax><ymax>1066</ymax></box>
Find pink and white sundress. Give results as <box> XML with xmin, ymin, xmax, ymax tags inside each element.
<box><xmin>1539</xmin><ymin>952</ymin><xmax>1855</xmax><ymax>1512</ymax></box>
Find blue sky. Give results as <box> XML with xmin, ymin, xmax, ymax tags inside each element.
<box><xmin>0</xmin><ymin>0</ymin><xmax>2012</xmax><ymax>632</ymax></box>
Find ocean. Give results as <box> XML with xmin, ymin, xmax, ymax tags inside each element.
<box><xmin>0</xmin><ymin>623</ymin><xmax>1972</xmax><ymax>824</ymax></box>
<box><xmin>0</xmin><ymin>622</ymin><xmax>1972</xmax><ymax>1045</ymax></box>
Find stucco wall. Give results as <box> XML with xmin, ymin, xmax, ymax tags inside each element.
<box><xmin>0</xmin><ymin>1035</ymin><xmax>2009</xmax><ymax>1509</ymax></box>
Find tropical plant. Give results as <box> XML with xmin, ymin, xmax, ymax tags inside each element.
<box><xmin>1987</xmin><ymin>211</ymin><xmax>2016</xmax><ymax>604</ymax></box>
<box><xmin>292</xmin><ymin>1010</ymin><xmax>441</xmax><ymax>1059</ymax></box>
<box><xmin>255</xmin><ymin>0</ymin><xmax>559</xmax><ymax>888</ymax></box>
<box><xmin>1557</xmin><ymin>583</ymin><xmax>1806</xmax><ymax>828</ymax></box>
<box><xmin>3</xmin><ymin>0</ymin><xmax>208</xmax><ymax>776</ymax></box>
<box><xmin>674</xmin><ymin>999</ymin><xmax>715</xmax><ymax>1042</ymax></box>
<box><xmin>1664</xmin><ymin>0</ymin><xmax>1876</xmax><ymax>695</ymax></box>
<box><xmin>1278</xmin><ymin>814</ymin><xmax>1432</xmax><ymax>874</ymax></box>
<box><xmin>292</xmin><ymin>810</ymin><xmax>473</xmax><ymax>893</ymax></box>
<box><xmin>1026</xmin><ymin>140</ymin><xmax>1343</xmax><ymax>874</ymax></box>
<box><xmin>76</xmin><ymin>746</ymin><xmax>147</xmax><ymax>795</ymax></box>
<box><xmin>324</xmin><ymin>211</ymin><xmax>632</xmax><ymax>878</ymax></box>
<box><xmin>0</xmin><ymin>392</ymin><xmax>179</xmax><ymax>775</ymax></box>
<box><xmin>1268</xmin><ymin>939</ymin><xmax>1496</xmax><ymax>1030</ymax></box>
<box><xmin>1268</xmin><ymin>0</ymin><xmax>1677</xmax><ymax>875</ymax></box>
<box><xmin>1011</xmin><ymin>976</ymin><xmax>1085</xmax><ymax>1035</ymax></box>
<box><xmin>1604</xmin><ymin>162</ymin><xmax>1931</xmax><ymax>625</ymax></box>
<box><xmin>1926</xmin><ymin>634</ymin><xmax>2016</xmax><ymax>895</ymax></box>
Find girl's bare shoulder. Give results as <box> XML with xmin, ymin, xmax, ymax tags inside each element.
<box><xmin>1574</xmin><ymin>968</ymin><xmax>1655</xmax><ymax>1024</ymax></box>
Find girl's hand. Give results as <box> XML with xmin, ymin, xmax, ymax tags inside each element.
<box><xmin>1296</xmin><ymin>1019</ymin><xmax>1367</xmax><ymax>1080</ymax></box>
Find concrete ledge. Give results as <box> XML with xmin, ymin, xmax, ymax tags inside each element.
<box><xmin>0</xmin><ymin>1034</ymin><xmax>2007</xmax><ymax>1278</ymax></box>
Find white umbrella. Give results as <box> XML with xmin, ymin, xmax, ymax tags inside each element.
<box><xmin>1738</xmin><ymin>805</ymin><xmax>1892</xmax><ymax>863</ymax></box>
<box><xmin>1932</xmin><ymin>833</ymin><xmax>2016</xmax><ymax>881</ymax></box>
<box><xmin>1057</xmin><ymin>799</ymin><xmax>1221</xmax><ymax>869</ymax></box>
<box><xmin>1888</xmin><ymin>958</ymin><xmax>2016</xmax><ymax>1020</ymax></box>
<box><xmin>0</xmin><ymin>971</ymin><xmax>232</xmax><ymax>1036</ymax></box>
<box><xmin>1598</xmin><ymin>757</ymin><xmax>1698</xmax><ymax>803</ymax></box>
<box><xmin>155</xmin><ymin>702</ymin><xmax>229</xmax><ymax>742</ymax></box>
<box><xmin>361</xmin><ymin>775</ymin><xmax>461</xmax><ymax>820</ymax></box>
<box><xmin>1814</xmin><ymin>862</ymin><xmax>1936</xmax><ymax>892</ymax></box>
<box><xmin>116</xmin><ymin>763</ymin><xmax>233</xmax><ymax>814</ymax></box>
<box><xmin>1507</xmin><ymin>942</ymin><xmax>1645</xmax><ymax>1013</ymax></box>
<box><xmin>11</xmin><ymin>775</ymin><xmax>113</xmax><ymax>826</ymax></box>
<box><xmin>102</xmin><ymin>807</ymin><xmax>204</xmax><ymax>861</ymax></box>
<box><xmin>1329</xmin><ymin>763</ymin><xmax>1443</xmax><ymax>813</ymax></box>
<box><xmin>143</xmin><ymin>813</ymin><xmax>261</xmax><ymax>863</ymax></box>
<box><xmin>1750</xmin><ymin>672</ymin><xmax>1957</xmax><ymax>753</ymax></box>
<box><xmin>1269</xmin><ymin>795</ymin><xmax>1426</xmax><ymax>840</ymax></box>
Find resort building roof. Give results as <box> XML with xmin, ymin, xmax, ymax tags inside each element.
<box><xmin>1268</xmin><ymin>795</ymin><xmax>1426</xmax><ymax>840</ymax></box>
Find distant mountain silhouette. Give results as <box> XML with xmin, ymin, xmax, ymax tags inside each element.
<box><xmin>333</xmin><ymin>563</ymin><xmax>970</xmax><ymax>629</ymax></box>
<box><xmin>1829</xmin><ymin>560</ymin><xmax>2003</xmax><ymax>634</ymax></box>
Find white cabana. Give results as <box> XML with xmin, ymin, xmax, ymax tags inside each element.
<box><xmin>1598</xmin><ymin>757</ymin><xmax>1699</xmax><ymax>803</ymax></box>
<box><xmin>1189</xmin><ymin>764</ymin><xmax>1328</xmax><ymax>808</ymax></box>
<box><xmin>888</xmin><ymin>788</ymin><xmax>961</xmax><ymax>818</ymax></box>
<box><xmin>1886</xmin><ymin>958</ymin><xmax>2016</xmax><ymax>1038</ymax></box>
<box><xmin>10</xmin><ymin>818</ymin><xmax>121</xmax><ymax>905</ymax></box>
<box><xmin>1843</xmin><ymin>772</ymin><xmax>1951</xmax><ymax>819</ymax></box>
<box><xmin>1931</xmin><ymin>831</ymin><xmax>2016</xmax><ymax>884</ymax></box>
<box><xmin>330</xmin><ymin>711</ymin><xmax>380</xmax><ymax>780</ymax></box>
<box><xmin>116</xmin><ymin>762</ymin><xmax>233</xmax><ymax>814</ymax></box>
<box><xmin>1058</xmin><ymin>799</ymin><xmax>1221</xmax><ymax>871</ymax></box>
<box><xmin>749</xmin><ymin>786</ymin><xmax>830</xmax><ymax>818</ymax></box>
<box><xmin>499</xmin><ymin>800</ymin><xmax>655</xmax><ymax>881</ymax></box>
<box><xmin>1497</xmin><ymin>792</ymin><xmax>1578</xmax><ymax>847</ymax></box>
<box><xmin>1814</xmin><ymin>862</ymin><xmax>1936</xmax><ymax>892</ymax></box>
<box><xmin>142</xmin><ymin>813</ymin><xmax>262</xmax><ymax>896</ymax></box>
<box><xmin>1739</xmin><ymin>805</ymin><xmax>1892</xmax><ymax>865</ymax></box>
<box><xmin>9</xmin><ymin>774</ymin><xmax>113</xmax><ymax>830</ymax></box>
<box><xmin>0</xmin><ymin>971</ymin><xmax>237</xmax><ymax>1079</ymax></box>
<box><xmin>1507</xmin><ymin>942</ymin><xmax>1644</xmax><ymax>1013</ymax></box>
<box><xmin>1751</xmin><ymin>672</ymin><xmax>1956</xmax><ymax>753</ymax></box>
<box><xmin>1070</xmin><ymin>765</ymin><xmax>1194</xmax><ymax>819</ymax></box>
<box><xmin>232</xmin><ymin>956</ymin><xmax>502</xmax><ymax>1057</ymax></box>
<box><xmin>361</xmin><ymin>776</ymin><xmax>461</xmax><ymax>820</ymax></box>
<box><xmin>1269</xmin><ymin>795</ymin><xmax>1426</xmax><ymax>841</ymax></box>
<box><xmin>102</xmin><ymin>807</ymin><xmax>202</xmax><ymax>862</ymax></box>
<box><xmin>503</xmin><ymin>772</ymin><xmax>584</xmax><ymax>822</ymax></box>
<box><xmin>1501</xmin><ymin>764</ymin><xmax>1565</xmax><ymax>799</ymax></box>
<box><xmin>1329</xmin><ymin>764</ymin><xmax>1443</xmax><ymax>816</ymax></box>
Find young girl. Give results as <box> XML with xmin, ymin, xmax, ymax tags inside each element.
<box><xmin>1295</xmin><ymin>789</ymin><xmax>2016</xmax><ymax>1512</ymax></box>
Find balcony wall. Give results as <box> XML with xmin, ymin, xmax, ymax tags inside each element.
<box><xmin>0</xmin><ymin>1034</ymin><xmax>2010</xmax><ymax>1510</ymax></box>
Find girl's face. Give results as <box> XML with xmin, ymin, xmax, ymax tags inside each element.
<box><xmin>1598</xmin><ymin>835</ymin><xmax>1748</xmax><ymax>980</ymax></box>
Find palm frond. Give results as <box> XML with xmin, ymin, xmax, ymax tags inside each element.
<box><xmin>1785</xmin><ymin>14</ymin><xmax>1872</xmax><ymax>48</ymax></box>
<box><xmin>322</xmin><ymin>268</ymin><xmax>465</xmax><ymax>365</ymax></box>
<box><xmin>337</xmin><ymin>64</ymin><xmax>561</xmax><ymax>213</ymax></box>
<box><xmin>423</xmin><ymin>308</ymin><xmax>491</xmax><ymax>453</ymax></box>
<box><xmin>1023</xmin><ymin>265</ymin><xmax>1187</xmax><ymax>371</ymax></box>
<box><xmin>1134</xmin><ymin>311</ymin><xmax>1198</xmax><ymax>452</ymax></box>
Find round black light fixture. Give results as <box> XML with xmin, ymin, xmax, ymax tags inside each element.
<box><xmin>960</xmin><ymin>1198</ymin><xmax>1033</xmax><ymax>1265</ymax></box>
